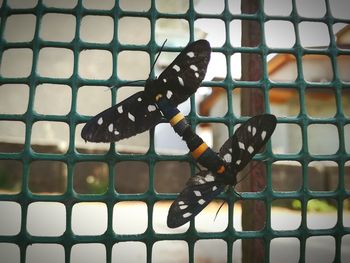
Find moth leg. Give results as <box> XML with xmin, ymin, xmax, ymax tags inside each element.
<box><xmin>194</xmin><ymin>161</ymin><xmax>203</xmax><ymax>172</ymax></box>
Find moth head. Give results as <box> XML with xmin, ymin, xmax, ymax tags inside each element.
<box><xmin>226</xmin><ymin>162</ymin><xmax>238</xmax><ymax>185</ymax></box>
<box><xmin>214</xmin><ymin>162</ymin><xmax>237</xmax><ymax>186</ymax></box>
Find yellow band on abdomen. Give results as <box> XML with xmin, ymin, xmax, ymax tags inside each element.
<box><xmin>169</xmin><ymin>113</ymin><xmax>185</xmax><ymax>126</ymax></box>
<box><xmin>191</xmin><ymin>143</ymin><xmax>209</xmax><ymax>159</ymax></box>
<box><xmin>155</xmin><ymin>94</ymin><xmax>163</xmax><ymax>101</ymax></box>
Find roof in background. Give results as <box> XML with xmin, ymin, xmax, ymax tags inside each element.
<box><xmin>199</xmin><ymin>25</ymin><xmax>350</xmax><ymax>115</ymax></box>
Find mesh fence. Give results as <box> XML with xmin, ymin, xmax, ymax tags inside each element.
<box><xmin>0</xmin><ymin>0</ymin><xmax>349</xmax><ymax>262</ymax></box>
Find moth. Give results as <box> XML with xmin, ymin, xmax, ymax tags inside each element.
<box><xmin>81</xmin><ymin>40</ymin><xmax>211</xmax><ymax>142</ymax></box>
<box><xmin>81</xmin><ymin>39</ymin><xmax>276</xmax><ymax>228</ymax></box>
<box><xmin>157</xmin><ymin>102</ymin><xmax>277</xmax><ymax>228</ymax></box>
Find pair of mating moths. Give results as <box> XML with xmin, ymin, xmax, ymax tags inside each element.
<box><xmin>81</xmin><ymin>40</ymin><xmax>277</xmax><ymax>228</ymax></box>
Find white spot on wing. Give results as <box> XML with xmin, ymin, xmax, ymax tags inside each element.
<box><xmin>98</xmin><ymin>117</ymin><xmax>103</xmax><ymax>125</ymax></box>
<box><xmin>183</xmin><ymin>212</ymin><xmax>192</xmax><ymax>218</ymax></box>
<box><xmin>195</xmin><ymin>72</ymin><xmax>199</xmax><ymax>78</ymax></box>
<box><xmin>166</xmin><ymin>90</ymin><xmax>173</xmax><ymax>99</ymax></box>
<box><xmin>114</xmin><ymin>130</ymin><xmax>119</xmax><ymax>135</ymax></box>
<box><xmin>178</xmin><ymin>76</ymin><xmax>184</xmax><ymax>86</ymax></box>
<box><xmin>163</xmin><ymin>78</ymin><xmax>167</xmax><ymax>83</ymax></box>
<box><xmin>190</xmin><ymin>65</ymin><xmax>198</xmax><ymax>71</ymax></box>
<box><xmin>248</xmin><ymin>125</ymin><xmax>251</xmax><ymax>132</ymax></box>
<box><xmin>261</xmin><ymin>130</ymin><xmax>267</xmax><ymax>140</ymax></box>
<box><xmin>194</xmin><ymin>190</ymin><xmax>201</xmax><ymax>197</ymax></box>
<box><xmin>137</xmin><ymin>97</ymin><xmax>142</xmax><ymax>102</ymax></box>
<box><xmin>173</xmin><ymin>64</ymin><xmax>180</xmax><ymax>72</ymax></box>
<box><xmin>252</xmin><ymin>127</ymin><xmax>257</xmax><ymax>136</ymax></box>
<box><xmin>238</xmin><ymin>142</ymin><xmax>245</xmax><ymax>150</ymax></box>
<box><xmin>178</xmin><ymin>201</ymin><xmax>185</xmax><ymax>205</ymax></box>
<box><xmin>179</xmin><ymin>205</ymin><xmax>188</xmax><ymax>210</ymax></box>
<box><xmin>118</xmin><ymin>106</ymin><xmax>123</xmax><ymax>114</ymax></box>
<box><xmin>198</xmin><ymin>199</ymin><xmax>205</xmax><ymax>205</ymax></box>
<box><xmin>108</xmin><ymin>123</ymin><xmax>113</xmax><ymax>132</ymax></box>
<box><xmin>128</xmin><ymin>112</ymin><xmax>135</xmax><ymax>122</ymax></box>
<box><xmin>248</xmin><ymin>146</ymin><xmax>254</xmax><ymax>153</ymax></box>
<box><xmin>236</xmin><ymin>160</ymin><xmax>241</xmax><ymax>165</ymax></box>
<box><xmin>187</xmin><ymin>51</ymin><xmax>194</xmax><ymax>58</ymax></box>
<box><xmin>148</xmin><ymin>105</ymin><xmax>156</xmax><ymax>112</ymax></box>
<box><xmin>224</xmin><ymin>153</ymin><xmax>232</xmax><ymax>163</ymax></box>
<box><xmin>205</xmin><ymin>174</ymin><xmax>215</xmax><ymax>182</ymax></box>
<box><xmin>198</xmin><ymin>179</ymin><xmax>205</xmax><ymax>184</ymax></box>
<box><xmin>212</xmin><ymin>186</ymin><xmax>218</xmax><ymax>191</ymax></box>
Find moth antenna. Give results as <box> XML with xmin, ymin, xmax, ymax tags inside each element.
<box><xmin>107</xmin><ymin>39</ymin><xmax>167</xmax><ymax>90</ymax></box>
<box><xmin>149</xmin><ymin>39</ymin><xmax>167</xmax><ymax>78</ymax></box>
<box><xmin>214</xmin><ymin>200</ymin><xmax>226</xmax><ymax>222</ymax></box>
<box><xmin>107</xmin><ymin>80</ymin><xmax>145</xmax><ymax>91</ymax></box>
<box><xmin>233</xmin><ymin>185</ymin><xmax>242</xmax><ymax>198</ymax></box>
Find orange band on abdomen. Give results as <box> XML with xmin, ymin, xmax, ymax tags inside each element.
<box><xmin>217</xmin><ymin>165</ymin><xmax>225</xmax><ymax>174</ymax></box>
<box><xmin>191</xmin><ymin>143</ymin><xmax>209</xmax><ymax>159</ymax></box>
<box><xmin>169</xmin><ymin>112</ymin><xmax>185</xmax><ymax>126</ymax></box>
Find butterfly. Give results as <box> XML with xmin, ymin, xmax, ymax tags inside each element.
<box><xmin>166</xmin><ymin>114</ymin><xmax>277</xmax><ymax>228</ymax></box>
<box><xmin>81</xmin><ymin>40</ymin><xmax>211</xmax><ymax>142</ymax></box>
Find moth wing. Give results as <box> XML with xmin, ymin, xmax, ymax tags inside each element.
<box><xmin>219</xmin><ymin>114</ymin><xmax>277</xmax><ymax>172</ymax></box>
<box><xmin>157</xmin><ymin>39</ymin><xmax>211</xmax><ymax>105</ymax></box>
<box><xmin>167</xmin><ymin>171</ymin><xmax>225</xmax><ymax>228</ymax></box>
<box><xmin>82</xmin><ymin>40</ymin><xmax>211</xmax><ymax>143</ymax></box>
<box><xmin>81</xmin><ymin>91</ymin><xmax>162</xmax><ymax>142</ymax></box>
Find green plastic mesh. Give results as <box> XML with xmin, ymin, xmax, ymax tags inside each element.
<box><xmin>0</xmin><ymin>0</ymin><xmax>349</xmax><ymax>262</ymax></box>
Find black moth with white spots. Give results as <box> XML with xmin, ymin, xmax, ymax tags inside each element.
<box><xmin>81</xmin><ymin>40</ymin><xmax>211</xmax><ymax>142</ymax></box>
<box><xmin>167</xmin><ymin>114</ymin><xmax>277</xmax><ymax>228</ymax></box>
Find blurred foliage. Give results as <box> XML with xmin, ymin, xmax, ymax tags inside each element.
<box><xmin>0</xmin><ymin>168</ymin><xmax>20</xmax><ymax>192</ymax></box>
<box><xmin>86</xmin><ymin>174</ymin><xmax>108</xmax><ymax>194</ymax></box>
<box><xmin>292</xmin><ymin>199</ymin><xmax>337</xmax><ymax>212</ymax></box>
<box><xmin>343</xmin><ymin>198</ymin><xmax>350</xmax><ymax>211</ymax></box>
